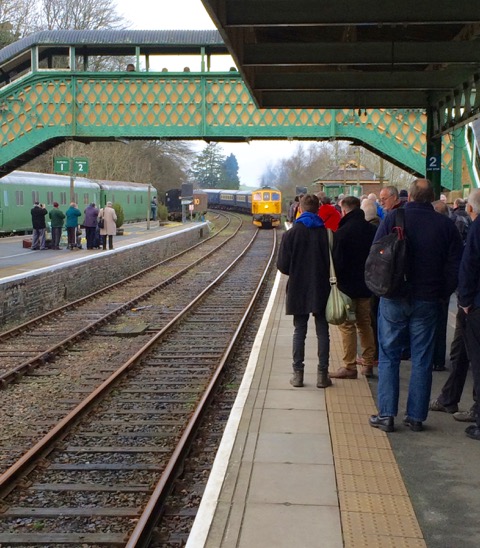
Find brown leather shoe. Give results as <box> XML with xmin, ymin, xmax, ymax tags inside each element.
<box><xmin>329</xmin><ymin>367</ymin><xmax>357</xmax><ymax>379</ymax></box>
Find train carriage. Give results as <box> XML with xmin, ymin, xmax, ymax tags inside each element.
<box><xmin>0</xmin><ymin>171</ymin><xmax>151</xmax><ymax>234</ymax></box>
<box><xmin>97</xmin><ymin>180</ymin><xmax>150</xmax><ymax>222</ymax></box>
<box><xmin>234</xmin><ymin>190</ymin><xmax>252</xmax><ymax>212</ymax></box>
<box><xmin>0</xmin><ymin>171</ymin><xmax>100</xmax><ymax>234</ymax></box>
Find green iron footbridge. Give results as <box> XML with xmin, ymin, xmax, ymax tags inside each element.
<box><xmin>0</xmin><ymin>30</ymin><xmax>477</xmax><ymax>189</ymax></box>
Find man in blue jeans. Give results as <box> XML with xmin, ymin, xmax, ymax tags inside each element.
<box><xmin>369</xmin><ymin>179</ymin><xmax>463</xmax><ymax>432</ymax></box>
<box><xmin>457</xmin><ymin>188</ymin><xmax>480</xmax><ymax>440</ymax></box>
<box><xmin>277</xmin><ymin>194</ymin><xmax>332</xmax><ymax>389</ymax></box>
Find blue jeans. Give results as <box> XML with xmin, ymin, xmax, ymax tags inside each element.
<box><xmin>292</xmin><ymin>314</ymin><xmax>330</xmax><ymax>372</ymax></box>
<box><xmin>377</xmin><ymin>298</ymin><xmax>439</xmax><ymax>422</ymax></box>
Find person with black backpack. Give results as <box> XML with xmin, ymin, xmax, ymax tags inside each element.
<box><xmin>368</xmin><ymin>179</ymin><xmax>463</xmax><ymax>433</ymax></box>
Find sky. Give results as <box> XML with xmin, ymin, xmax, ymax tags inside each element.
<box><xmin>113</xmin><ymin>0</ymin><xmax>304</xmax><ymax>187</ymax></box>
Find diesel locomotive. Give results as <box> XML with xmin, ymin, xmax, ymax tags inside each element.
<box><xmin>198</xmin><ymin>186</ymin><xmax>282</xmax><ymax>228</ymax></box>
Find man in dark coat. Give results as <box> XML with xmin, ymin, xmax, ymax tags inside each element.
<box><xmin>277</xmin><ymin>194</ymin><xmax>332</xmax><ymax>389</ymax></box>
<box><xmin>30</xmin><ymin>201</ymin><xmax>48</xmax><ymax>250</ymax></box>
<box><xmin>330</xmin><ymin>196</ymin><xmax>377</xmax><ymax>379</ymax></box>
<box><xmin>369</xmin><ymin>179</ymin><xmax>463</xmax><ymax>433</ymax></box>
<box><xmin>457</xmin><ymin>188</ymin><xmax>480</xmax><ymax>440</ymax></box>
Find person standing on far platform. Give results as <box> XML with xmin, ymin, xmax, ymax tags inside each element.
<box><xmin>369</xmin><ymin>179</ymin><xmax>463</xmax><ymax>433</ymax></box>
<box><xmin>98</xmin><ymin>201</ymin><xmax>117</xmax><ymax>250</ymax></box>
<box><xmin>65</xmin><ymin>202</ymin><xmax>82</xmax><ymax>250</ymax></box>
<box><xmin>49</xmin><ymin>202</ymin><xmax>65</xmax><ymax>249</ymax></box>
<box><xmin>30</xmin><ymin>201</ymin><xmax>48</xmax><ymax>250</ymax></box>
<box><xmin>457</xmin><ymin>188</ymin><xmax>480</xmax><ymax>441</ymax></box>
<box><xmin>151</xmin><ymin>196</ymin><xmax>158</xmax><ymax>221</ymax></box>
<box><xmin>83</xmin><ymin>202</ymin><xmax>99</xmax><ymax>250</ymax></box>
<box><xmin>277</xmin><ymin>193</ymin><xmax>333</xmax><ymax>389</ymax></box>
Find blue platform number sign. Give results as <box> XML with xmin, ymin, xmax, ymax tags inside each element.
<box><xmin>53</xmin><ymin>157</ymin><xmax>70</xmax><ymax>173</ymax></box>
<box><xmin>427</xmin><ymin>155</ymin><xmax>441</xmax><ymax>172</ymax></box>
<box><xmin>73</xmin><ymin>158</ymin><xmax>89</xmax><ymax>175</ymax></box>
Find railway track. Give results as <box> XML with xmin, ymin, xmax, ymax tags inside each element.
<box><xmin>0</xmin><ymin>213</ymin><xmax>237</xmax><ymax>387</ymax></box>
<box><xmin>0</xmin><ymin>219</ymin><xmax>277</xmax><ymax>546</ymax></box>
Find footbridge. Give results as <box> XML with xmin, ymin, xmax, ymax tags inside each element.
<box><xmin>0</xmin><ymin>30</ymin><xmax>476</xmax><ymax>190</ymax></box>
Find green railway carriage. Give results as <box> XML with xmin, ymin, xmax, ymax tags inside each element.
<box><xmin>94</xmin><ymin>180</ymin><xmax>150</xmax><ymax>222</ymax></box>
<box><xmin>0</xmin><ymin>171</ymin><xmax>150</xmax><ymax>234</ymax></box>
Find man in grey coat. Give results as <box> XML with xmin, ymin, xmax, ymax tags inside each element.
<box><xmin>277</xmin><ymin>194</ymin><xmax>332</xmax><ymax>389</ymax></box>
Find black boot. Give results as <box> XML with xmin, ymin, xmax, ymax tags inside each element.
<box><xmin>290</xmin><ymin>370</ymin><xmax>304</xmax><ymax>387</ymax></box>
<box><xmin>317</xmin><ymin>370</ymin><xmax>332</xmax><ymax>388</ymax></box>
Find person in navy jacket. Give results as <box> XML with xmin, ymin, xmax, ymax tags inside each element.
<box><xmin>457</xmin><ymin>188</ymin><xmax>480</xmax><ymax>440</ymax></box>
<box><xmin>369</xmin><ymin>179</ymin><xmax>463</xmax><ymax>433</ymax></box>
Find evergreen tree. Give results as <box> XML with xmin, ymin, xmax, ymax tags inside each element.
<box><xmin>190</xmin><ymin>143</ymin><xmax>226</xmax><ymax>188</ymax></box>
<box><xmin>222</xmin><ymin>153</ymin><xmax>240</xmax><ymax>189</ymax></box>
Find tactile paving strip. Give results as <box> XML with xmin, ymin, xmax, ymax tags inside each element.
<box><xmin>326</xmin><ymin>327</ymin><xmax>426</xmax><ymax>547</ymax></box>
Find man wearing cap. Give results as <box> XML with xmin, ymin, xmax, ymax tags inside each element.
<box><xmin>83</xmin><ymin>202</ymin><xmax>99</xmax><ymax>250</ymax></box>
<box><xmin>49</xmin><ymin>202</ymin><xmax>65</xmax><ymax>250</ymax></box>
<box><xmin>31</xmin><ymin>201</ymin><xmax>48</xmax><ymax>250</ymax></box>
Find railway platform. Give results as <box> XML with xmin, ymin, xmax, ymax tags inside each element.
<box><xmin>0</xmin><ymin>220</ymin><xmax>187</xmax><ymax>279</ymax></box>
<box><xmin>187</xmin><ymin>272</ymin><xmax>480</xmax><ymax>548</ymax></box>
<box><xmin>0</xmin><ymin>219</ymin><xmax>209</xmax><ymax>326</ymax></box>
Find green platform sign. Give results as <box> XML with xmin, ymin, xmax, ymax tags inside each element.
<box><xmin>53</xmin><ymin>157</ymin><xmax>89</xmax><ymax>175</ymax></box>
<box><xmin>73</xmin><ymin>158</ymin><xmax>89</xmax><ymax>174</ymax></box>
<box><xmin>53</xmin><ymin>157</ymin><xmax>70</xmax><ymax>173</ymax></box>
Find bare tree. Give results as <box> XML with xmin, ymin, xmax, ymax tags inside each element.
<box><xmin>39</xmin><ymin>0</ymin><xmax>124</xmax><ymax>30</ymax></box>
<box><xmin>0</xmin><ymin>0</ymin><xmax>38</xmax><ymax>43</ymax></box>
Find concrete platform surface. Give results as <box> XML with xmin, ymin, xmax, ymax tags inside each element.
<box><xmin>187</xmin><ymin>271</ymin><xmax>480</xmax><ymax>548</ymax></box>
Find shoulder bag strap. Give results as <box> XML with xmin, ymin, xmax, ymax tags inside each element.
<box><xmin>327</xmin><ymin>228</ymin><xmax>337</xmax><ymax>284</ymax></box>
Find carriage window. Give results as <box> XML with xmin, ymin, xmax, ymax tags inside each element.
<box><xmin>272</xmin><ymin>192</ymin><xmax>280</xmax><ymax>201</ymax></box>
<box><xmin>32</xmin><ymin>191</ymin><xmax>39</xmax><ymax>204</ymax></box>
<box><xmin>15</xmin><ymin>190</ymin><xmax>23</xmax><ymax>206</ymax></box>
<box><xmin>46</xmin><ymin>191</ymin><xmax>54</xmax><ymax>205</ymax></box>
<box><xmin>84</xmin><ymin>194</ymin><xmax>89</xmax><ymax>205</ymax></box>
<box><xmin>134</xmin><ymin>196</ymin><xmax>137</xmax><ymax>204</ymax></box>
<box><xmin>127</xmin><ymin>195</ymin><xmax>130</xmax><ymax>204</ymax></box>
<box><xmin>74</xmin><ymin>193</ymin><xmax>79</xmax><ymax>204</ymax></box>
<box><xmin>253</xmin><ymin>193</ymin><xmax>262</xmax><ymax>201</ymax></box>
<box><xmin>60</xmin><ymin>192</ymin><xmax>67</xmax><ymax>205</ymax></box>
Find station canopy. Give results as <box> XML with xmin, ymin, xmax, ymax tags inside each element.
<box><xmin>200</xmin><ymin>0</ymin><xmax>480</xmax><ymax>128</ymax></box>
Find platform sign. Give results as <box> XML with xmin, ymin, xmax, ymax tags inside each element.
<box><xmin>53</xmin><ymin>157</ymin><xmax>70</xmax><ymax>173</ymax></box>
<box><xmin>427</xmin><ymin>154</ymin><xmax>441</xmax><ymax>171</ymax></box>
<box><xmin>73</xmin><ymin>158</ymin><xmax>89</xmax><ymax>175</ymax></box>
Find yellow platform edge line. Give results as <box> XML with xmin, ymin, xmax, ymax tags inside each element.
<box><xmin>326</xmin><ymin>327</ymin><xmax>427</xmax><ymax>548</ymax></box>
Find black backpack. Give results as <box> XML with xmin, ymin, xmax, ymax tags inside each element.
<box><xmin>364</xmin><ymin>208</ymin><xmax>408</xmax><ymax>298</ymax></box>
<box><xmin>453</xmin><ymin>214</ymin><xmax>471</xmax><ymax>245</ymax></box>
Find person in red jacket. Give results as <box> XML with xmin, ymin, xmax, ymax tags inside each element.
<box><xmin>316</xmin><ymin>191</ymin><xmax>341</xmax><ymax>231</ymax></box>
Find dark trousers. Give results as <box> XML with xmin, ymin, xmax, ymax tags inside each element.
<box><xmin>85</xmin><ymin>226</ymin><xmax>96</xmax><ymax>249</ymax></box>
<box><xmin>432</xmin><ymin>298</ymin><xmax>450</xmax><ymax>367</ymax></box>
<box><xmin>438</xmin><ymin>307</ymin><xmax>476</xmax><ymax>407</ymax></box>
<box><xmin>292</xmin><ymin>313</ymin><xmax>330</xmax><ymax>372</ymax></box>
<box><xmin>102</xmin><ymin>235</ymin><xmax>113</xmax><ymax>250</ymax></box>
<box><xmin>66</xmin><ymin>226</ymin><xmax>76</xmax><ymax>248</ymax></box>
<box><xmin>51</xmin><ymin>226</ymin><xmax>62</xmax><ymax>248</ymax></box>
<box><xmin>464</xmin><ymin>308</ymin><xmax>480</xmax><ymax>426</ymax></box>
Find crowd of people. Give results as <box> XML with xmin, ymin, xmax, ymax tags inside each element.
<box><xmin>30</xmin><ymin>201</ymin><xmax>118</xmax><ymax>251</ymax></box>
<box><xmin>279</xmin><ymin>180</ymin><xmax>480</xmax><ymax>441</ymax></box>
